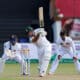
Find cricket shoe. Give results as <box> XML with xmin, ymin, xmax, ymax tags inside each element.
<box><xmin>48</xmin><ymin>72</ymin><xmax>53</xmax><ymax>75</ymax></box>
<box><xmin>22</xmin><ymin>73</ymin><xmax>29</xmax><ymax>76</ymax></box>
<box><xmin>39</xmin><ymin>74</ymin><xmax>45</xmax><ymax>77</ymax></box>
<box><xmin>39</xmin><ymin>72</ymin><xmax>46</xmax><ymax>77</ymax></box>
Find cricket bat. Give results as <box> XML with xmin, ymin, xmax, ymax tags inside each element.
<box><xmin>38</xmin><ymin>6</ymin><xmax>44</xmax><ymax>28</ymax></box>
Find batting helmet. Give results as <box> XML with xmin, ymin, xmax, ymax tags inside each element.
<box><xmin>25</xmin><ymin>26</ymin><xmax>33</xmax><ymax>33</ymax></box>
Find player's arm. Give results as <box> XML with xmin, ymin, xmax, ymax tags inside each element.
<box><xmin>32</xmin><ymin>33</ymin><xmax>40</xmax><ymax>43</ymax></box>
<box><xmin>32</xmin><ymin>28</ymin><xmax>46</xmax><ymax>42</ymax></box>
<box><xmin>71</xmin><ymin>39</ymin><xmax>76</xmax><ymax>53</ymax></box>
<box><xmin>4</xmin><ymin>44</ymin><xmax>12</xmax><ymax>58</ymax></box>
<box><xmin>3</xmin><ymin>42</ymin><xmax>11</xmax><ymax>54</ymax></box>
<box><xmin>55</xmin><ymin>38</ymin><xmax>61</xmax><ymax>55</ymax></box>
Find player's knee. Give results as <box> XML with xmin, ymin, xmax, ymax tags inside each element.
<box><xmin>73</xmin><ymin>56</ymin><xmax>77</xmax><ymax>61</ymax></box>
<box><xmin>58</xmin><ymin>55</ymin><xmax>61</xmax><ymax>60</ymax></box>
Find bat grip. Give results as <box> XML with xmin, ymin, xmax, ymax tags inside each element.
<box><xmin>40</xmin><ymin>20</ymin><xmax>44</xmax><ymax>28</ymax></box>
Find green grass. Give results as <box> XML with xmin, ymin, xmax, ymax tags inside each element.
<box><xmin>0</xmin><ymin>63</ymin><xmax>80</xmax><ymax>80</ymax></box>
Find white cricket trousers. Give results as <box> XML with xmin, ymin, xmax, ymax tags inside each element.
<box><xmin>38</xmin><ymin>45</ymin><xmax>51</xmax><ymax>75</ymax></box>
<box><xmin>2</xmin><ymin>53</ymin><xmax>27</xmax><ymax>74</ymax></box>
<box><xmin>49</xmin><ymin>49</ymin><xmax>80</xmax><ymax>74</ymax></box>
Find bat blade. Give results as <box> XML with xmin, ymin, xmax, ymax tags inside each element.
<box><xmin>38</xmin><ymin>6</ymin><xmax>44</xmax><ymax>28</ymax></box>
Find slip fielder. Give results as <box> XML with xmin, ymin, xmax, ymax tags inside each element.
<box><xmin>49</xmin><ymin>31</ymin><xmax>80</xmax><ymax>74</ymax></box>
<box><xmin>1</xmin><ymin>34</ymin><xmax>27</xmax><ymax>75</ymax></box>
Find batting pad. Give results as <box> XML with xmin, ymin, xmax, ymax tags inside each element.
<box><xmin>74</xmin><ymin>60</ymin><xmax>80</xmax><ymax>73</ymax></box>
<box><xmin>0</xmin><ymin>58</ymin><xmax>5</xmax><ymax>73</ymax></box>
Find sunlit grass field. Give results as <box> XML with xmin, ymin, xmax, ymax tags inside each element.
<box><xmin>0</xmin><ymin>63</ymin><xmax>80</xmax><ymax>80</ymax></box>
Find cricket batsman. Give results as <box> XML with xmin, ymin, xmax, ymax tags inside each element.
<box><xmin>49</xmin><ymin>31</ymin><xmax>80</xmax><ymax>74</ymax></box>
<box><xmin>26</xmin><ymin>27</ymin><xmax>52</xmax><ymax>77</ymax></box>
<box><xmin>1</xmin><ymin>34</ymin><xmax>27</xmax><ymax>75</ymax></box>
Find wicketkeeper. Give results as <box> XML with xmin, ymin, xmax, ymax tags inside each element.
<box><xmin>1</xmin><ymin>34</ymin><xmax>27</xmax><ymax>75</ymax></box>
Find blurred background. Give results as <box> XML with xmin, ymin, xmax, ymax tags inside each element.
<box><xmin>0</xmin><ymin>0</ymin><xmax>53</xmax><ymax>56</ymax></box>
<box><xmin>0</xmin><ymin>0</ymin><xmax>80</xmax><ymax>58</ymax></box>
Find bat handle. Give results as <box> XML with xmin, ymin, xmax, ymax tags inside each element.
<box><xmin>40</xmin><ymin>20</ymin><xmax>44</xmax><ymax>28</ymax></box>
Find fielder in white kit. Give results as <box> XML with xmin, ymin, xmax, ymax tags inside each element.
<box><xmin>1</xmin><ymin>34</ymin><xmax>27</xmax><ymax>75</ymax></box>
<box><xmin>26</xmin><ymin>27</ymin><xmax>52</xmax><ymax>77</ymax></box>
<box><xmin>49</xmin><ymin>31</ymin><xmax>80</xmax><ymax>74</ymax></box>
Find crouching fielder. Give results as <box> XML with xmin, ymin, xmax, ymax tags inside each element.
<box><xmin>1</xmin><ymin>34</ymin><xmax>27</xmax><ymax>75</ymax></box>
<box><xmin>49</xmin><ymin>31</ymin><xmax>80</xmax><ymax>74</ymax></box>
